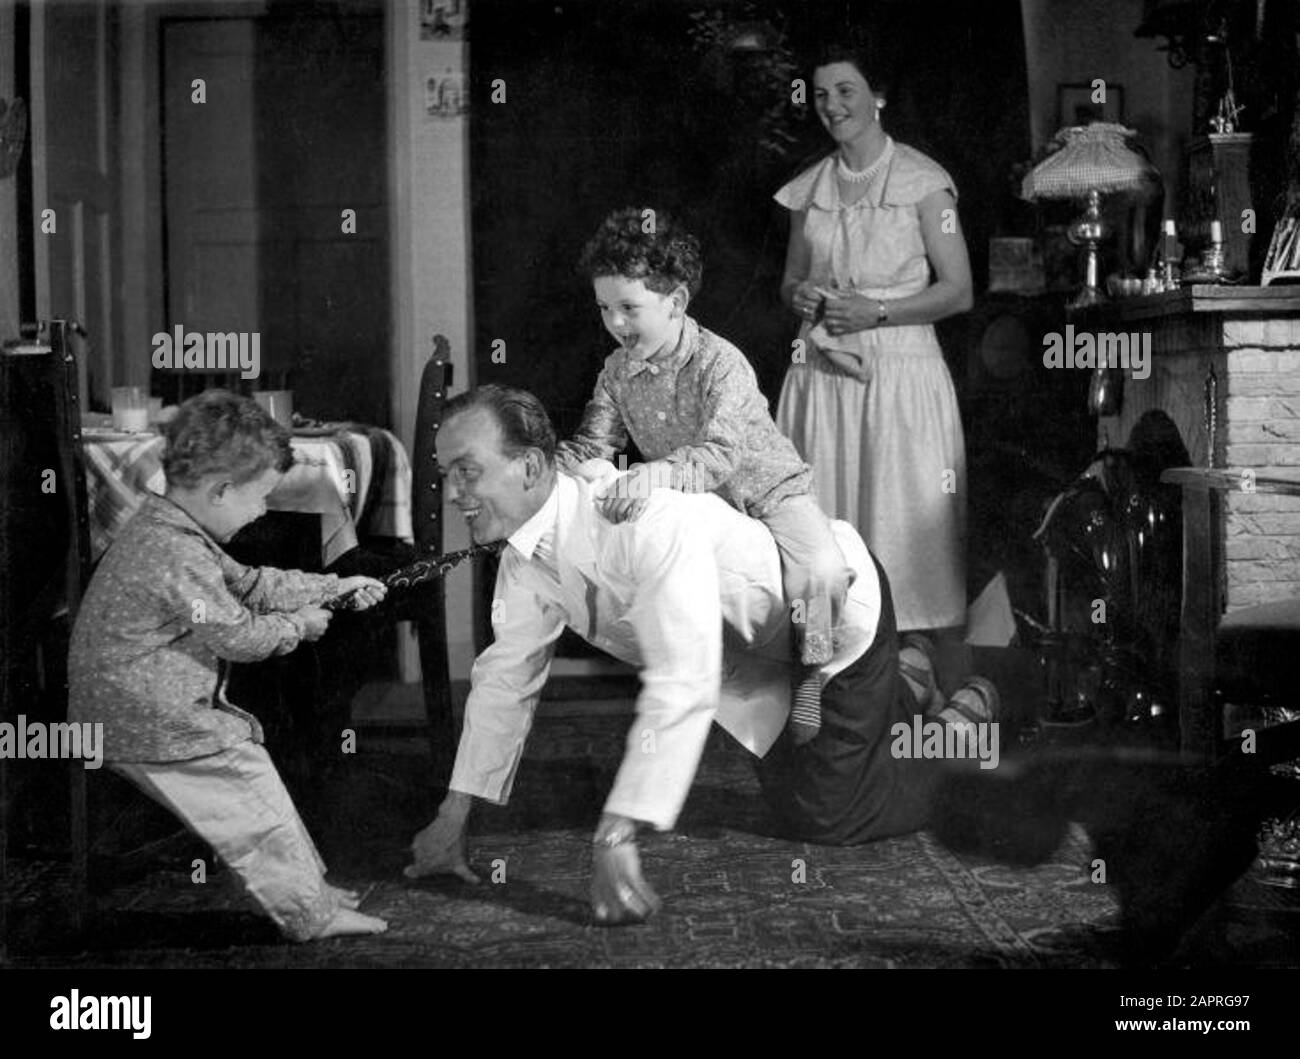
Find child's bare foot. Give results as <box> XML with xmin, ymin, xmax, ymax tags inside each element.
<box><xmin>327</xmin><ymin>884</ymin><xmax>362</xmax><ymax>909</ymax></box>
<box><xmin>316</xmin><ymin>907</ymin><xmax>388</xmax><ymax>938</ymax></box>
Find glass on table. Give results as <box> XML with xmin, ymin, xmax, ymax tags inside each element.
<box><xmin>110</xmin><ymin>385</ymin><xmax>149</xmax><ymax>433</ymax></box>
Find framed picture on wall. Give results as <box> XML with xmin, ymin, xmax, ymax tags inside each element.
<box><xmin>420</xmin><ymin>0</ymin><xmax>467</xmax><ymax>40</ymax></box>
<box><xmin>1057</xmin><ymin>83</ymin><xmax>1125</xmax><ymax>128</ymax></box>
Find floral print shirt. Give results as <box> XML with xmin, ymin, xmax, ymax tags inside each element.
<box><xmin>557</xmin><ymin>317</ymin><xmax>813</xmax><ymax>518</ymax></box>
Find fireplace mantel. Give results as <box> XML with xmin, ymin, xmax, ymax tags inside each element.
<box><xmin>1076</xmin><ymin>287</ymin><xmax>1300</xmax><ymax>613</ymax></box>
<box><xmin>1085</xmin><ymin>285</ymin><xmax>1300</xmax><ymax>323</ymax></box>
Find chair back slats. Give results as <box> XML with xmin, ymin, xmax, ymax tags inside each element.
<box><xmin>410</xmin><ymin>335</ymin><xmax>457</xmax><ymax>786</ymax></box>
<box><xmin>49</xmin><ymin>321</ymin><xmax>93</xmax><ymax>615</ymax></box>
<box><xmin>413</xmin><ymin>335</ymin><xmax>453</xmax><ymax>555</ymax></box>
<box><xmin>0</xmin><ymin>320</ymin><xmax>92</xmax><ymax>636</ymax></box>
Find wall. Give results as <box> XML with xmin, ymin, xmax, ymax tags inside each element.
<box><xmin>117</xmin><ymin>2</ymin><xmax>164</xmax><ymax>389</ymax></box>
<box><xmin>1021</xmin><ymin>0</ymin><xmax>1197</xmax><ymax>215</ymax></box>
<box><xmin>387</xmin><ymin>0</ymin><xmax>476</xmax><ymax>679</ymax></box>
<box><xmin>0</xmin><ymin>1</ymin><xmax>16</xmax><ymax>345</ymax></box>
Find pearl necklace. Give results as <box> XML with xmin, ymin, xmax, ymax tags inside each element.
<box><xmin>837</xmin><ymin>138</ymin><xmax>893</xmax><ymax>184</ymax></box>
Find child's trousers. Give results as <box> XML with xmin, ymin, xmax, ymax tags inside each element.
<box><xmin>762</xmin><ymin>494</ymin><xmax>852</xmax><ymax>664</ymax></box>
<box><xmin>112</xmin><ymin>739</ymin><xmax>338</xmax><ymax>941</ymax></box>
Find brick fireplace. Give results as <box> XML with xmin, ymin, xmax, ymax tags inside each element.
<box><xmin>1091</xmin><ymin>287</ymin><xmax>1300</xmax><ymax>614</ymax></box>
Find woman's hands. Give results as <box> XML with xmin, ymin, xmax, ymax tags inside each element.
<box><xmin>821</xmin><ymin>293</ymin><xmax>880</xmax><ymax>337</ymax></box>
<box><xmin>790</xmin><ymin>280</ymin><xmax>824</xmax><ymax>323</ymax></box>
<box><xmin>792</xmin><ymin>281</ymin><xmax>881</xmax><ymax>338</ymax></box>
<box><xmin>793</xmin><ymin>283</ymin><xmax>883</xmax><ymax>339</ymax></box>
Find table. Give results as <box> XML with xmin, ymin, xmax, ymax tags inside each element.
<box><xmin>82</xmin><ymin>425</ymin><xmax>414</xmax><ymax>565</ymax></box>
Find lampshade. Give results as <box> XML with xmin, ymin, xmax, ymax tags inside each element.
<box><xmin>1021</xmin><ymin>123</ymin><xmax>1159</xmax><ymax>201</ymax></box>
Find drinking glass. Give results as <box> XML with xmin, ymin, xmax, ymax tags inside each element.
<box><xmin>110</xmin><ymin>386</ymin><xmax>149</xmax><ymax>433</ymax></box>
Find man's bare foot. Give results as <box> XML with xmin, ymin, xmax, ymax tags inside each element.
<box><xmin>315</xmin><ymin>908</ymin><xmax>388</xmax><ymax>938</ymax></box>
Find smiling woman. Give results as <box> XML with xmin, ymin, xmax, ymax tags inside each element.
<box><xmin>775</xmin><ymin>38</ymin><xmax>974</xmax><ymax>637</ymax></box>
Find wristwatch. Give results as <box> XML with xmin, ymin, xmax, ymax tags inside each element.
<box><xmin>593</xmin><ymin>823</ymin><xmax>637</xmax><ymax>848</ymax></box>
<box><xmin>874</xmin><ymin>300</ymin><xmax>889</xmax><ymax>327</ymax></box>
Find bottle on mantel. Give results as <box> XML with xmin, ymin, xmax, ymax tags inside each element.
<box><xmin>1150</xmin><ymin>218</ymin><xmax>1181</xmax><ymax>291</ymax></box>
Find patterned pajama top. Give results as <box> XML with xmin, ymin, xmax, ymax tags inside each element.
<box><xmin>69</xmin><ymin>494</ymin><xmax>340</xmax><ymax>762</ymax></box>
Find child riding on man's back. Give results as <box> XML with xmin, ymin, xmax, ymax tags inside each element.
<box><xmin>557</xmin><ymin>208</ymin><xmax>851</xmax><ymax>742</ymax></box>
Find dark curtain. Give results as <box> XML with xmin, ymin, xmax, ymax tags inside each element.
<box><xmin>468</xmin><ymin>0</ymin><xmax>1032</xmax><ymax>419</ymax></box>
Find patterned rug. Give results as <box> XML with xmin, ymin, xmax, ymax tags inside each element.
<box><xmin>7</xmin><ymin>714</ymin><xmax>1287</xmax><ymax>968</ymax></box>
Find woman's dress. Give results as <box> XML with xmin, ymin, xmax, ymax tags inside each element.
<box><xmin>775</xmin><ymin>139</ymin><xmax>966</xmax><ymax>631</ymax></box>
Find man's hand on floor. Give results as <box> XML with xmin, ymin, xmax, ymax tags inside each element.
<box><xmin>591</xmin><ymin>839</ymin><xmax>661</xmax><ymax>926</ymax></box>
<box><xmin>405</xmin><ymin>800</ymin><xmax>480</xmax><ymax>884</ymax></box>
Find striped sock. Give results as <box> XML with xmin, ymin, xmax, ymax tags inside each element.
<box><xmin>791</xmin><ymin>669</ymin><xmax>822</xmax><ymax>734</ymax></box>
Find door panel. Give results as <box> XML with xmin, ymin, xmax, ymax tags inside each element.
<box><xmin>30</xmin><ymin>1</ymin><xmax>115</xmax><ymax>410</ymax></box>
<box><xmin>162</xmin><ymin>13</ymin><xmax>388</xmax><ymax>423</ymax></box>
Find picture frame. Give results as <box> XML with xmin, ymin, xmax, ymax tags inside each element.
<box><xmin>1057</xmin><ymin>82</ymin><xmax>1124</xmax><ymax>128</ymax></box>
<box><xmin>424</xmin><ymin>69</ymin><xmax>467</xmax><ymax>119</ymax></box>
<box><xmin>420</xmin><ymin>0</ymin><xmax>467</xmax><ymax>41</ymax></box>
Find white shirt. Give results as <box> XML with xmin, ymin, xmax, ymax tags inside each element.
<box><xmin>449</xmin><ymin>465</ymin><xmax>882</xmax><ymax>831</ymax></box>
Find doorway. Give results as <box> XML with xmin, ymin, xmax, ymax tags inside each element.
<box><xmin>160</xmin><ymin>8</ymin><xmax>390</xmax><ymax>425</ymax></box>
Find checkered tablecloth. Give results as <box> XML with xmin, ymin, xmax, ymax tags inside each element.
<box><xmin>84</xmin><ymin>426</ymin><xmax>413</xmax><ymax>566</ymax></box>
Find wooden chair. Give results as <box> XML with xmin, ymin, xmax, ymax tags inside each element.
<box><xmin>0</xmin><ymin>320</ymin><xmax>94</xmax><ymax>948</ymax></box>
<box><xmin>411</xmin><ymin>336</ymin><xmax>456</xmax><ymax>788</ymax></box>
<box><xmin>1162</xmin><ymin>467</ymin><xmax>1300</xmax><ymax>765</ymax></box>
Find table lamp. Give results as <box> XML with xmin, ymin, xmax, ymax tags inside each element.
<box><xmin>1022</xmin><ymin>123</ymin><xmax>1160</xmax><ymax>309</ymax></box>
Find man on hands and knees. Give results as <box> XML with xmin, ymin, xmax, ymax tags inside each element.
<box><xmin>404</xmin><ymin>384</ymin><xmax>936</xmax><ymax>924</ymax></box>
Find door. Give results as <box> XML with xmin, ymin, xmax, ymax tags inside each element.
<box><xmin>162</xmin><ymin>11</ymin><xmax>389</xmax><ymax>425</ymax></box>
<box><xmin>28</xmin><ymin>0</ymin><xmax>117</xmax><ymax>411</ymax></box>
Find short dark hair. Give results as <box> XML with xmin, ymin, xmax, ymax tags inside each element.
<box><xmin>812</xmin><ymin>38</ymin><xmax>894</xmax><ymax>99</ymax></box>
<box><xmin>162</xmin><ymin>389</ymin><xmax>294</xmax><ymax>489</ymax></box>
<box><xmin>442</xmin><ymin>385</ymin><xmax>556</xmax><ymax>464</ymax></box>
<box><xmin>577</xmin><ymin>207</ymin><xmax>703</xmax><ymax>297</ymax></box>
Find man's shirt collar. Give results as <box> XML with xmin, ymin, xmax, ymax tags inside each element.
<box><xmin>507</xmin><ymin>479</ymin><xmax>560</xmax><ymax>560</ymax></box>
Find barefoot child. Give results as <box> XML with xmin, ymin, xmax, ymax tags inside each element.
<box><xmin>557</xmin><ymin>208</ymin><xmax>851</xmax><ymax>742</ymax></box>
<box><xmin>69</xmin><ymin>390</ymin><xmax>388</xmax><ymax>940</ymax></box>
